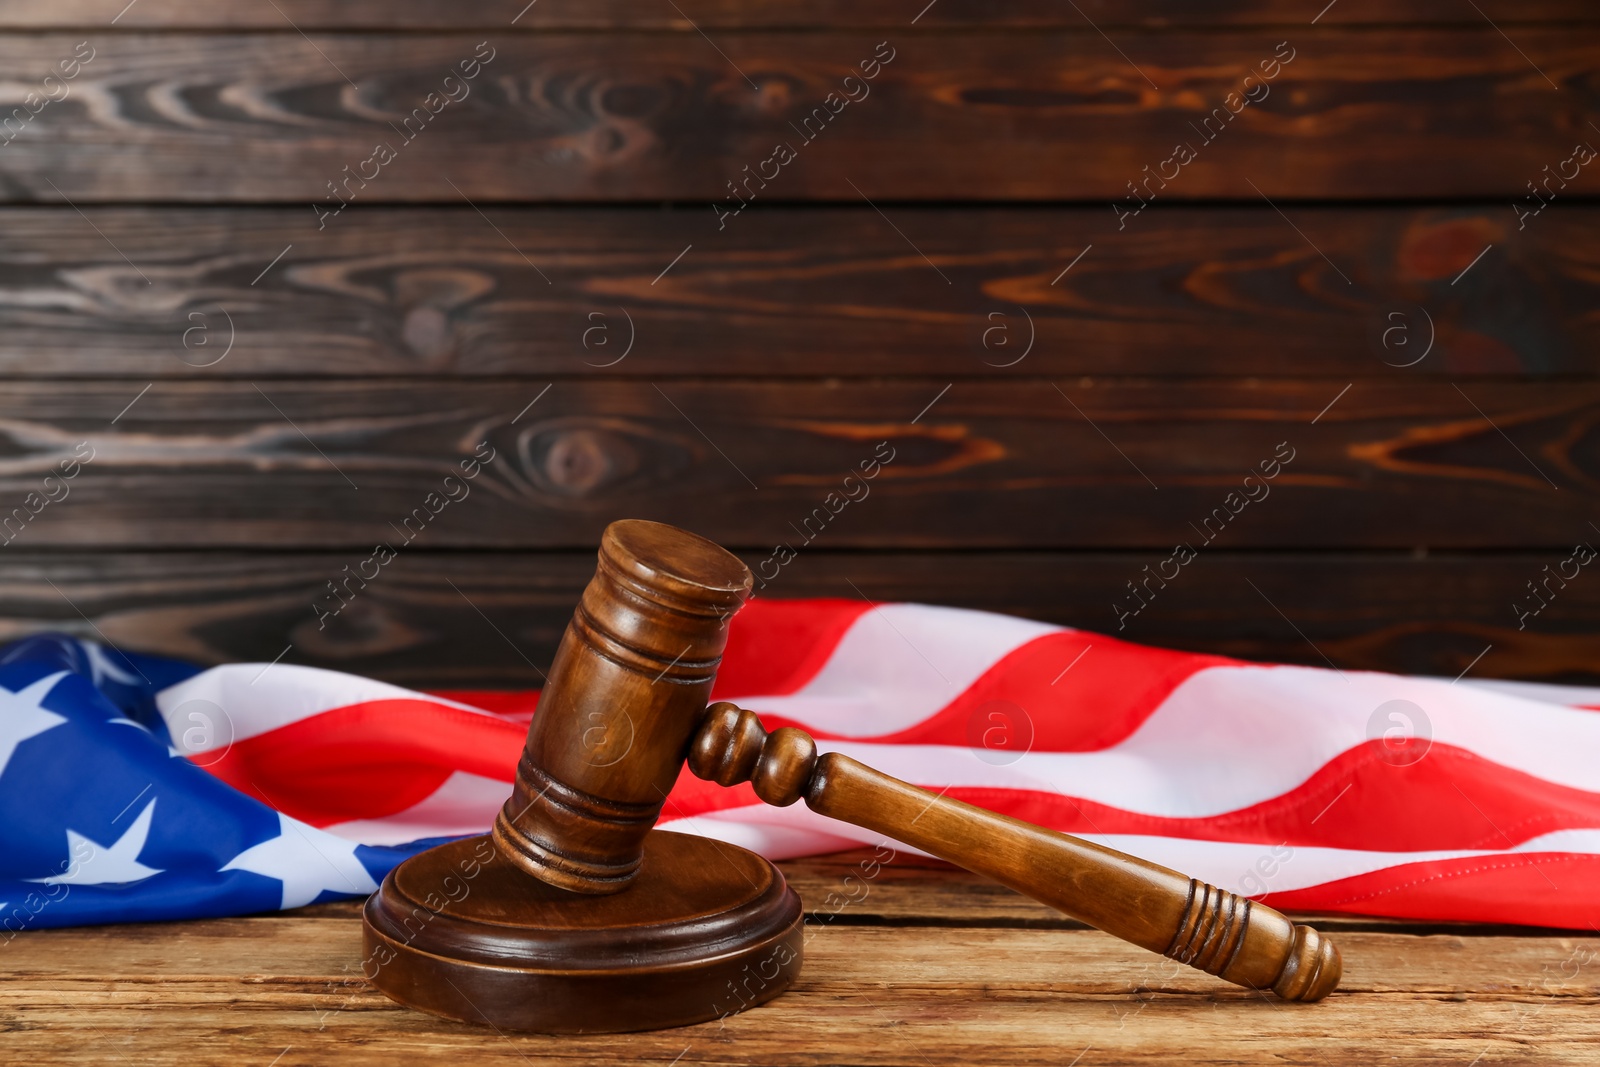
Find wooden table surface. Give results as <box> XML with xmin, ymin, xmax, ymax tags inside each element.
<box><xmin>4</xmin><ymin>848</ymin><xmax>1594</xmax><ymax>1066</ymax></box>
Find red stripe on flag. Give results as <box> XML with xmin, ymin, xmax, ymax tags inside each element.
<box><xmin>659</xmin><ymin>742</ymin><xmax>1600</xmax><ymax>854</ymax></box>
<box><xmin>745</xmin><ymin>629</ymin><xmax>1237</xmax><ymax>750</ymax></box>
<box><xmin>200</xmin><ymin>699</ymin><xmax>524</xmax><ymax>827</ymax></box>
<box><xmin>424</xmin><ymin>690</ymin><xmax>537</xmax><ymax>722</ymax></box>
<box><xmin>715</xmin><ymin>597</ymin><xmax>879</xmax><ymax>698</ymax></box>
<box><xmin>930</xmin><ymin>743</ymin><xmax>1600</xmax><ymax>853</ymax></box>
<box><xmin>1262</xmin><ymin>853</ymin><xmax>1600</xmax><ymax>928</ymax></box>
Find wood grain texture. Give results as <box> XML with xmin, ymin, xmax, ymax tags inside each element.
<box><xmin>0</xmin><ymin>5</ymin><xmax>1588</xmax><ymax>1058</ymax></box>
<box><xmin>0</xmin><ymin>205</ymin><xmax>1590</xmax><ymax>378</ymax></box>
<box><xmin>1</xmin><ymin>0</ymin><xmax>1594</xmax><ymax>29</ymax></box>
<box><xmin>3</xmin><ymin>895</ymin><xmax>1595</xmax><ymax>1066</ymax></box>
<box><xmin>1</xmin><ymin>31</ymin><xmax>1595</xmax><ymax>202</ymax></box>
<box><xmin>5</xmin><ymin>379</ymin><xmax>1598</xmax><ymax>549</ymax></box>
<box><xmin>0</xmin><ymin>551</ymin><xmax>1595</xmax><ymax>687</ymax></box>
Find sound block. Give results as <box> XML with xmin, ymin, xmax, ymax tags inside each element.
<box><xmin>362</xmin><ymin>829</ymin><xmax>805</xmax><ymax>1033</ymax></box>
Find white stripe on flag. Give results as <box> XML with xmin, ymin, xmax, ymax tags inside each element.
<box><xmin>322</xmin><ymin>771</ymin><xmax>512</xmax><ymax>845</ymax></box>
<box><xmin>155</xmin><ymin>664</ymin><xmax>497</xmax><ymax>750</ymax></box>
<box><xmin>731</xmin><ymin>603</ymin><xmax>1063</xmax><ymax>736</ymax></box>
<box><xmin>735</xmin><ymin>668</ymin><xmax>1600</xmax><ymax>819</ymax></box>
<box><xmin>1458</xmin><ymin>677</ymin><xmax>1600</xmax><ymax>709</ymax></box>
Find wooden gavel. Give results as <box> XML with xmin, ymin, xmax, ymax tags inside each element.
<box><xmin>487</xmin><ymin>519</ymin><xmax>1339</xmax><ymax>1005</ymax></box>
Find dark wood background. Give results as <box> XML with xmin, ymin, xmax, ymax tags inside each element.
<box><xmin>3</xmin><ymin>1</ymin><xmax>1598</xmax><ymax>686</ymax></box>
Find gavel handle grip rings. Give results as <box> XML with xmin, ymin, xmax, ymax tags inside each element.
<box><xmin>690</xmin><ymin>702</ymin><xmax>1341</xmax><ymax>1003</ymax></box>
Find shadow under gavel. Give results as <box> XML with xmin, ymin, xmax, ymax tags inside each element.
<box><xmin>364</xmin><ymin>519</ymin><xmax>1339</xmax><ymax>1033</ymax></box>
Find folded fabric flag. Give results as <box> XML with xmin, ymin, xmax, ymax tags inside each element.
<box><xmin>1</xmin><ymin>600</ymin><xmax>1596</xmax><ymax>934</ymax></box>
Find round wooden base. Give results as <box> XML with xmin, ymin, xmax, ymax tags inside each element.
<box><xmin>362</xmin><ymin>830</ymin><xmax>805</xmax><ymax>1033</ymax></box>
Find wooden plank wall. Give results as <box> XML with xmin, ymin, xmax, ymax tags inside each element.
<box><xmin>1</xmin><ymin>2</ymin><xmax>1597</xmax><ymax>686</ymax></box>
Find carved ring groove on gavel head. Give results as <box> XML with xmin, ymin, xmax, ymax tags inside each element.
<box><xmin>491</xmin><ymin>519</ymin><xmax>752</xmax><ymax>894</ymax></box>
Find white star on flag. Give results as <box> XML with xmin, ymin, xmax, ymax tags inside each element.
<box><xmin>221</xmin><ymin>812</ymin><xmax>378</xmax><ymax>909</ymax></box>
<box><xmin>0</xmin><ymin>636</ymin><xmax>142</xmax><ymax>687</ymax></box>
<box><xmin>34</xmin><ymin>799</ymin><xmax>164</xmax><ymax>886</ymax></box>
<box><xmin>0</xmin><ymin>671</ymin><xmax>69</xmax><ymax>779</ymax></box>
<box><xmin>83</xmin><ymin>641</ymin><xmax>143</xmax><ymax>686</ymax></box>
<box><xmin>107</xmin><ymin>717</ymin><xmax>151</xmax><ymax>733</ymax></box>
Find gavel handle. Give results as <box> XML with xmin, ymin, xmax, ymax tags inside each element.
<box><xmin>689</xmin><ymin>703</ymin><xmax>1339</xmax><ymax>1003</ymax></box>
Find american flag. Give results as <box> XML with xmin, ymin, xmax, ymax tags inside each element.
<box><xmin>2</xmin><ymin>599</ymin><xmax>1595</xmax><ymax>933</ymax></box>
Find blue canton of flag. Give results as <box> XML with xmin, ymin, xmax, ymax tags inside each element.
<box><xmin>0</xmin><ymin>634</ymin><xmax>419</xmax><ymax>934</ymax></box>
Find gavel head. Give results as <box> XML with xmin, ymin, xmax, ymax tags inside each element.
<box><xmin>492</xmin><ymin>519</ymin><xmax>752</xmax><ymax>894</ymax></box>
